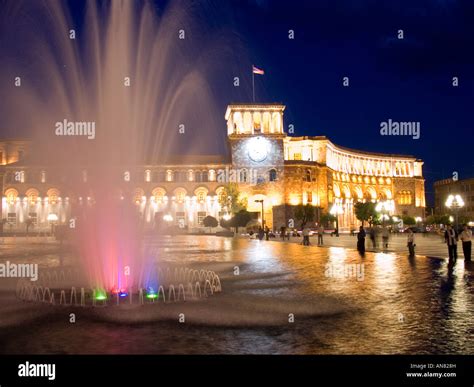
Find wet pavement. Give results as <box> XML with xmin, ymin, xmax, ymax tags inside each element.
<box><xmin>0</xmin><ymin>236</ymin><xmax>473</xmax><ymax>354</ymax></box>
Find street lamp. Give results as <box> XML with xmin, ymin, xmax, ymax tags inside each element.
<box><xmin>376</xmin><ymin>201</ymin><xmax>393</xmax><ymax>226</ymax></box>
<box><xmin>445</xmin><ymin>194</ymin><xmax>464</xmax><ymax>230</ymax></box>
<box><xmin>163</xmin><ymin>214</ymin><xmax>173</xmax><ymax>223</ymax></box>
<box><xmin>255</xmin><ymin>199</ymin><xmax>264</xmax><ymax>227</ymax></box>
<box><xmin>330</xmin><ymin>202</ymin><xmax>343</xmax><ymax>237</ymax></box>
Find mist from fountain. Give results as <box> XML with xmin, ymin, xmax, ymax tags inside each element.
<box><xmin>0</xmin><ymin>0</ymin><xmax>226</xmax><ymax>293</ymax></box>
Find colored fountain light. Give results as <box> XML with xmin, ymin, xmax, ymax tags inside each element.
<box><xmin>111</xmin><ymin>288</ymin><xmax>128</xmax><ymax>297</ymax></box>
<box><xmin>146</xmin><ymin>288</ymin><xmax>158</xmax><ymax>299</ymax></box>
<box><xmin>94</xmin><ymin>290</ymin><xmax>107</xmax><ymax>301</ymax></box>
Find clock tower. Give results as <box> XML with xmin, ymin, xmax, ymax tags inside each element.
<box><xmin>225</xmin><ymin>104</ymin><xmax>286</xmax><ymax>227</ymax></box>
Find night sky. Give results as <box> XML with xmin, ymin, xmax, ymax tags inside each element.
<box><xmin>1</xmin><ymin>0</ymin><xmax>473</xmax><ymax>205</ymax></box>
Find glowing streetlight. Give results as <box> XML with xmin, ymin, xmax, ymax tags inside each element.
<box><xmin>163</xmin><ymin>214</ymin><xmax>173</xmax><ymax>223</ymax></box>
<box><xmin>222</xmin><ymin>213</ymin><xmax>231</xmax><ymax>221</ymax></box>
<box><xmin>376</xmin><ymin>201</ymin><xmax>393</xmax><ymax>226</ymax></box>
<box><xmin>445</xmin><ymin>194</ymin><xmax>464</xmax><ymax>229</ymax></box>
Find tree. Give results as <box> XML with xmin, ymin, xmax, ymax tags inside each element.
<box><xmin>218</xmin><ymin>183</ymin><xmax>247</xmax><ymax>214</ymax></box>
<box><xmin>426</xmin><ymin>214</ymin><xmax>450</xmax><ymax>226</ymax></box>
<box><xmin>234</xmin><ymin>210</ymin><xmax>252</xmax><ymax>232</ymax></box>
<box><xmin>295</xmin><ymin>204</ymin><xmax>315</xmax><ymax>228</ymax></box>
<box><xmin>203</xmin><ymin>216</ymin><xmax>218</xmax><ymax>233</ymax></box>
<box><xmin>354</xmin><ymin>202</ymin><xmax>379</xmax><ymax>226</ymax></box>
<box><xmin>402</xmin><ymin>215</ymin><xmax>416</xmax><ymax>226</ymax></box>
<box><xmin>320</xmin><ymin>213</ymin><xmax>336</xmax><ymax>228</ymax></box>
<box><xmin>220</xmin><ymin>210</ymin><xmax>252</xmax><ymax>233</ymax></box>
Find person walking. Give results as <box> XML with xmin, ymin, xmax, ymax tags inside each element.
<box><xmin>257</xmin><ymin>227</ymin><xmax>264</xmax><ymax>241</ymax></box>
<box><xmin>369</xmin><ymin>227</ymin><xmax>376</xmax><ymax>249</ymax></box>
<box><xmin>302</xmin><ymin>226</ymin><xmax>310</xmax><ymax>246</ymax></box>
<box><xmin>264</xmin><ymin>226</ymin><xmax>270</xmax><ymax>241</ymax></box>
<box><xmin>406</xmin><ymin>228</ymin><xmax>415</xmax><ymax>257</ymax></box>
<box><xmin>317</xmin><ymin>224</ymin><xmax>324</xmax><ymax>246</ymax></box>
<box><xmin>357</xmin><ymin>225</ymin><xmax>366</xmax><ymax>254</ymax></box>
<box><xmin>459</xmin><ymin>224</ymin><xmax>472</xmax><ymax>261</ymax></box>
<box><xmin>382</xmin><ymin>226</ymin><xmax>389</xmax><ymax>251</ymax></box>
<box><xmin>444</xmin><ymin>224</ymin><xmax>458</xmax><ymax>262</ymax></box>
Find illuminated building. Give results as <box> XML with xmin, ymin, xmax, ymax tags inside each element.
<box><xmin>0</xmin><ymin>103</ymin><xmax>425</xmax><ymax>232</ymax></box>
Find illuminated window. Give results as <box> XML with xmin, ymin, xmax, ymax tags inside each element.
<box><xmin>197</xmin><ymin>191</ymin><xmax>206</xmax><ymax>203</ymax></box>
<box><xmin>145</xmin><ymin>170</ymin><xmax>151</xmax><ymax>182</ymax></box>
<box><xmin>269</xmin><ymin>169</ymin><xmax>277</xmax><ymax>182</ymax></box>
<box><xmin>197</xmin><ymin>211</ymin><xmax>207</xmax><ymax>225</ymax></box>
<box><xmin>175</xmin><ymin>212</ymin><xmax>185</xmax><ymax>227</ymax></box>
<box><xmin>307</xmin><ymin>192</ymin><xmax>313</xmax><ymax>203</ymax></box>
<box><xmin>294</xmin><ymin>153</ymin><xmax>302</xmax><ymax>160</ymax></box>
<box><xmin>397</xmin><ymin>191</ymin><xmax>412</xmax><ymax>205</ymax></box>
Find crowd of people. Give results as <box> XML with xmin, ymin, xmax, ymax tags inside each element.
<box><xmin>253</xmin><ymin>222</ymin><xmax>473</xmax><ymax>262</ymax></box>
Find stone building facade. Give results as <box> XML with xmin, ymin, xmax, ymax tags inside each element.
<box><xmin>0</xmin><ymin>103</ymin><xmax>426</xmax><ymax>232</ymax></box>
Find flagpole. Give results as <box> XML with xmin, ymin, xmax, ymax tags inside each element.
<box><xmin>252</xmin><ymin>66</ymin><xmax>255</xmax><ymax>102</ymax></box>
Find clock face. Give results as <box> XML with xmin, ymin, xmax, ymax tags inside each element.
<box><xmin>247</xmin><ymin>137</ymin><xmax>268</xmax><ymax>162</ymax></box>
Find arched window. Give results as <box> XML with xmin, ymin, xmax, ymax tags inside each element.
<box><xmin>269</xmin><ymin>169</ymin><xmax>277</xmax><ymax>182</ymax></box>
<box><xmin>305</xmin><ymin>169</ymin><xmax>312</xmax><ymax>182</ymax></box>
<box><xmin>397</xmin><ymin>191</ymin><xmax>412</xmax><ymax>205</ymax></box>
<box><xmin>202</xmin><ymin>171</ymin><xmax>209</xmax><ymax>182</ymax></box>
<box><xmin>195</xmin><ymin>172</ymin><xmax>202</xmax><ymax>182</ymax></box>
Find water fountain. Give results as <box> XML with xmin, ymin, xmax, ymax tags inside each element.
<box><xmin>1</xmin><ymin>0</ymin><xmax>224</xmax><ymax>304</ymax></box>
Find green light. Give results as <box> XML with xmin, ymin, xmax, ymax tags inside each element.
<box><xmin>95</xmin><ymin>290</ymin><xmax>107</xmax><ymax>300</ymax></box>
<box><xmin>146</xmin><ymin>293</ymin><xmax>157</xmax><ymax>299</ymax></box>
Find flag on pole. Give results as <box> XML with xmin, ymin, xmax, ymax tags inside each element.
<box><xmin>252</xmin><ymin>65</ymin><xmax>264</xmax><ymax>75</ymax></box>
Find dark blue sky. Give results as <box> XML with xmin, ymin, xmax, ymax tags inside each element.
<box><xmin>222</xmin><ymin>0</ymin><xmax>474</xmax><ymax>205</ymax></box>
<box><xmin>1</xmin><ymin>0</ymin><xmax>473</xmax><ymax>205</ymax></box>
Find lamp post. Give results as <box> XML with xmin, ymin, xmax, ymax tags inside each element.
<box><xmin>376</xmin><ymin>201</ymin><xmax>393</xmax><ymax>227</ymax></box>
<box><xmin>255</xmin><ymin>199</ymin><xmax>264</xmax><ymax>227</ymax></box>
<box><xmin>445</xmin><ymin>194</ymin><xmax>464</xmax><ymax>231</ymax></box>
<box><xmin>330</xmin><ymin>202</ymin><xmax>343</xmax><ymax>237</ymax></box>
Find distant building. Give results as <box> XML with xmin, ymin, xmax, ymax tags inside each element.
<box><xmin>434</xmin><ymin>177</ymin><xmax>474</xmax><ymax>222</ymax></box>
<box><xmin>0</xmin><ymin>103</ymin><xmax>426</xmax><ymax>232</ymax></box>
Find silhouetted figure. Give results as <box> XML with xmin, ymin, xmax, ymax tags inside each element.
<box><xmin>357</xmin><ymin>226</ymin><xmax>366</xmax><ymax>254</ymax></box>
<box><xmin>302</xmin><ymin>227</ymin><xmax>310</xmax><ymax>246</ymax></box>
<box><xmin>382</xmin><ymin>226</ymin><xmax>389</xmax><ymax>251</ymax></box>
<box><xmin>444</xmin><ymin>224</ymin><xmax>458</xmax><ymax>263</ymax></box>
<box><xmin>317</xmin><ymin>225</ymin><xmax>324</xmax><ymax>246</ymax></box>
<box><xmin>460</xmin><ymin>224</ymin><xmax>472</xmax><ymax>261</ymax></box>
<box><xmin>406</xmin><ymin>228</ymin><xmax>415</xmax><ymax>257</ymax></box>
<box><xmin>369</xmin><ymin>227</ymin><xmax>376</xmax><ymax>249</ymax></box>
<box><xmin>264</xmin><ymin>226</ymin><xmax>270</xmax><ymax>241</ymax></box>
<box><xmin>257</xmin><ymin>227</ymin><xmax>264</xmax><ymax>241</ymax></box>
<box><xmin>280</xmin><ymin>226</ymin><xmax>286</xmax><ymax>240</ymax></box>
